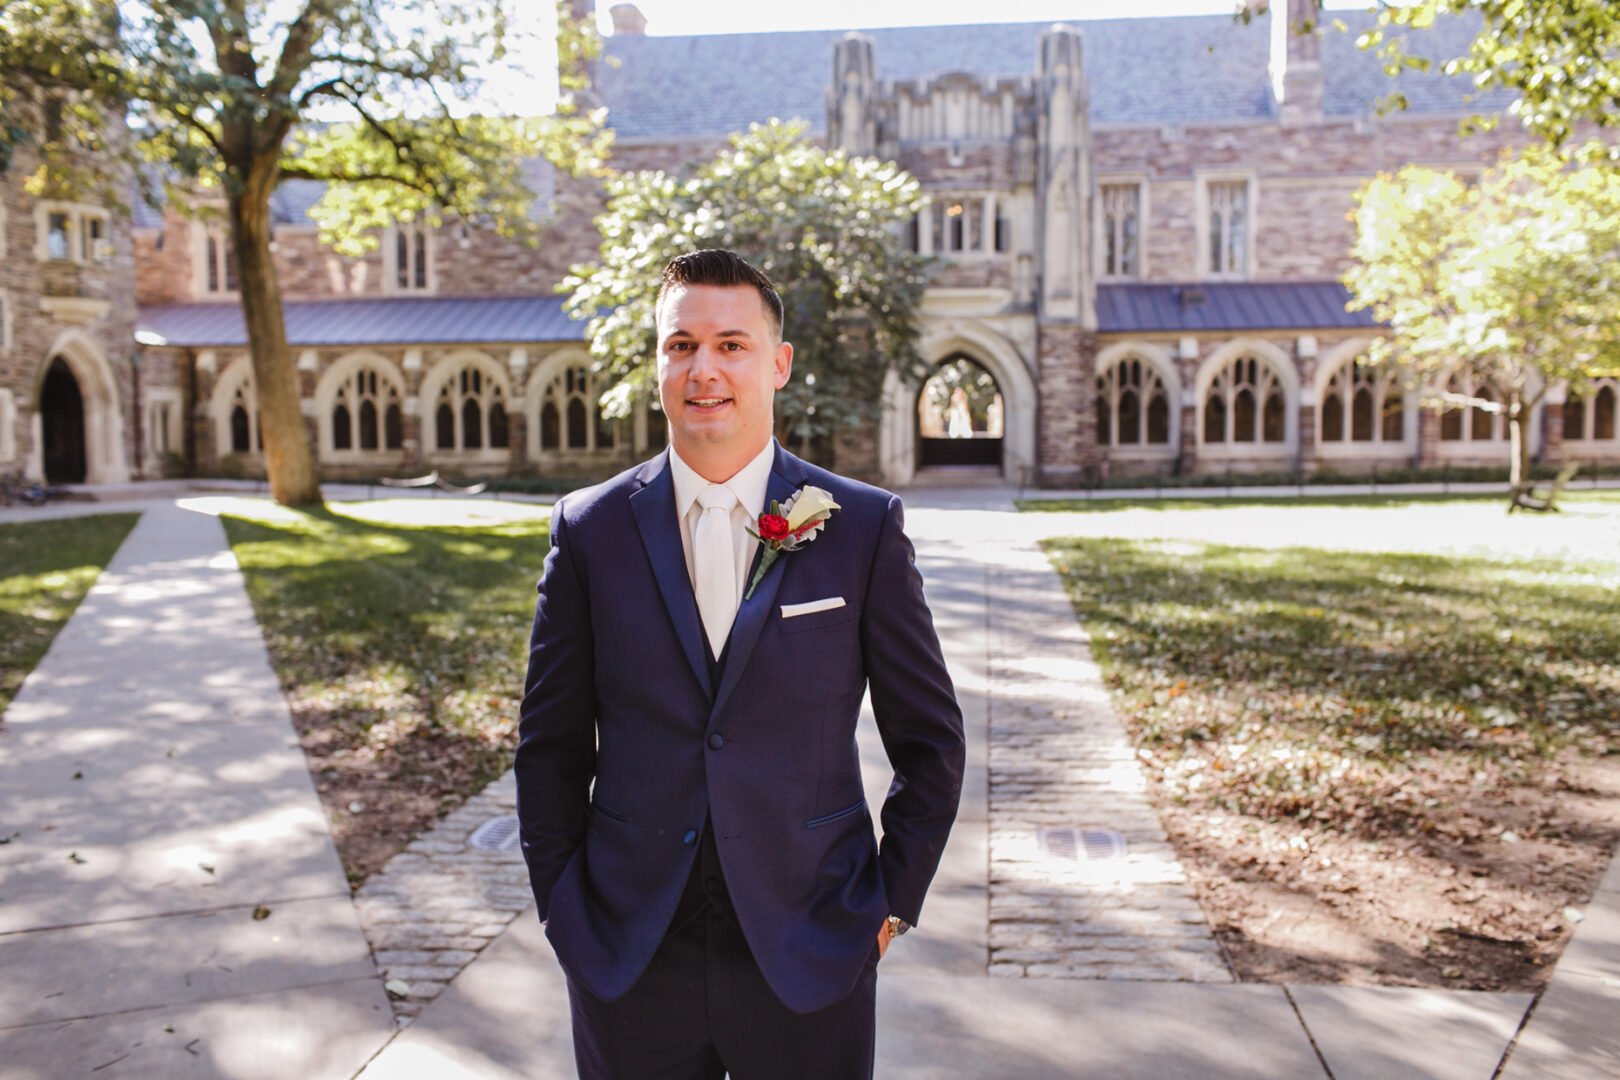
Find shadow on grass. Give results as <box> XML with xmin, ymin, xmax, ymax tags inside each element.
<box><xmin>221</xmin><ymin>506</ymin><xmax>551</xmax><ymax>881</ymax></box>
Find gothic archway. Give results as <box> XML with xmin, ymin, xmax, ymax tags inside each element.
<box><xmin>40</xmin><ymin>357</ymin><xmax>87</xmax><ymax>483</ymax></box>
<box><xmin>916</xmin><ymin>354</ymin><xmax>1004</xmax><ymax>468</ymax></box>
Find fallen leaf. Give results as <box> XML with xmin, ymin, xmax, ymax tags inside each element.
<box><xmin>252</xmin><ymin>906</ymin><xmax>271</xmax><ymax>921</ymax></box>
<box><xmin>68</xmin><ymin>852</ymin><xmax>86</xmax><ymax>864</ymax></box>
<box><xmin>384</xmin><ymin>979</ymin><xmax>411</xmax><ymax>999</ymax></box>
<box><xmin>198</xmin><ymin>863</ymin><xmax>215</xmax><ymax>875</ymax></box>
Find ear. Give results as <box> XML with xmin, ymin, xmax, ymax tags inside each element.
<box><xmin>773</xmin><ymin>341</ymin><xmax>793</xmax><ymax>390</ymax></box>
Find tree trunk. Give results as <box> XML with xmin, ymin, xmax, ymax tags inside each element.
<box><xmin>231</xmin><ymin>164</ymin><xmax>322</xmax><ymax>507</ymax></box>
<box><xmin>1508</xmin><ymin>393</ymin><xmax>1531</xmax><ymax>493</ymax></box>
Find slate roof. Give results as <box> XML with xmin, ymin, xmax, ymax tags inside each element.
<box><xmin>1096</xmin><ymin>281</ymin><xmax>1381</xmax><ymax>334</ymax></box>
<box><xmin>136</xmin><ymin>295</ymin><xmax>585</xmax><ymax>347</ymax></box>
<box><xmin>599</xmin><ymin>9</ymin><xmax>1506</xmax><ymax>140</ymax></box>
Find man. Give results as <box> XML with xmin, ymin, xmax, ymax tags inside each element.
<box><xmin>515</xmin><ymin>249</ymin><xmax>965</xmax><ymax>1079</ymax></box>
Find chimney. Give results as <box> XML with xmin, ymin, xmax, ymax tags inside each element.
<box><xmin>609</xmin><ymin>3</ymin><xmax>646</xmax><ymax>36</ymax></box>
<box><xmin>1270</xmin><ymin>0</ymin><xmax>1323</xmax><ymax>126</ymax></box>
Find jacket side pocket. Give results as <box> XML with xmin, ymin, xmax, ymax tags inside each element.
<box><xmin>805</xmin><ymin>797</ymin><xmax>866</xmax><ymax>829</ymax></box>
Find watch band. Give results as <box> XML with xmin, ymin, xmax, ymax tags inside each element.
<box><xmin>887</xmin><ymin>915</ymin><xmax>911</xmax><ymax>937</ymax></box>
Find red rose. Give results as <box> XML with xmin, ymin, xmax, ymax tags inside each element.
<box><xmin>758</xmin><ymin>513</ymin><xmax>790</xmax><ymax>540</ymax></box>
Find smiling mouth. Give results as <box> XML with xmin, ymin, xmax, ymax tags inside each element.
<box><xmin>687</xmin><ymin>397</ymin><xmax>732</xmax><ymax>409</ymax></box>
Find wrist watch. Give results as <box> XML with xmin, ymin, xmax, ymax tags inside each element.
<box><xmin>886</xmin><ymin>914</ymin><xmax>911</xmax><ymax>938</ymax></box>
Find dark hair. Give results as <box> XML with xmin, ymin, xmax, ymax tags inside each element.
<box><xmin>655</xmin><ymin>249</ymin><xmax>785</xmax><ymax>340</ymax></box>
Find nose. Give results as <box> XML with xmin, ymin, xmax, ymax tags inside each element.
<box><xmin>688</xmin><ymin>342</ymin><xmax>723</xmax><ymax>381</ymax></box>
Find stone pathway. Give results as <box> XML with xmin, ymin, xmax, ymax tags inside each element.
<box><xmin>982</xmin><ymin>535</ymin><xmax>1230</xmax><ymax>981</ymax></box>
<box><xmin>352</xmin><ymin>774</ymin><xmax>529</xmax><ymax>1020</ymax></box>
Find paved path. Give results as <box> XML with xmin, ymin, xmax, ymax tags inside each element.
<box><xmin>4</xmin><ymin>485</ymin><xmax>1618</xmax><ymax>1077</ymax></box>
<box><xmin>0</xmin><ymin>499</ymin><xmax>392</xmax><ymax>1078</ymax></box>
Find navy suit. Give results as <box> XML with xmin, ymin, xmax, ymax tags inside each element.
<box><xmin>515</xmin><ymin>441</ymin><xmax>964</xmax><ymax>1031</ymax></box>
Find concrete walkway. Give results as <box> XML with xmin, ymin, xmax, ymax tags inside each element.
<box><xmin>0</xmin><ymin>499</ymin><xmax>391</xmax><ymax>1078</ymax></box>
<box><xmin>3</xmin><ymin>485</ymin><xmax>1617</xmax><ymax>1077</ymax></box>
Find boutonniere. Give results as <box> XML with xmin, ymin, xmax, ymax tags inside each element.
<box><xmin>743</xmin><ymin>485</ymin><xmax>841</xmax><ymax>599</ymax></box>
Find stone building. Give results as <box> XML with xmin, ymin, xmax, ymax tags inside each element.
<box><xmin>4</xmin><ymin>0</ymin><xmax>1617</xmax><ymax>488</ymax></box>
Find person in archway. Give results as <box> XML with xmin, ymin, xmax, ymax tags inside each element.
<box><xmin>515</xmin><ymin>248</ymin><xmax>965</xmax><ymax>1079</ymax></box>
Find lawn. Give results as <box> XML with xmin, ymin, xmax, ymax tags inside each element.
<box><xmin>1043</xmin><ymin>528</ymin><xmax>1620</xmax><ymax>989</ymax></box>
<box><xmin>220</xmin><ymin>499</ymin><xmax>551</xmax><ymax>885</ymax></box>
<box><xmin>1019</xmin><ymin>488</ymin><xmax>1620</xmax><ymax>515</ymax></box>
<box><xmin>0</xmin><ymin>513</ymin><xmax>139</xmax><ymax>719</ymax></box>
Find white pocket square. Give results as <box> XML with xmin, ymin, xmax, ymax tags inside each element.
<box><xmin>781</xmin><ymin>597</ymin><xmax>846</xmax><ymax>619</ymax></box>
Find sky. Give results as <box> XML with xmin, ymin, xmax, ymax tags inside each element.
<box><xmin>599</xmin><ymin>0</ymin><xmax>1374</xmax><ymax>37</ymax></box>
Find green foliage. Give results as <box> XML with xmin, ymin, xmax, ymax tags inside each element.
<box><xmin>563</xmin><ymin>119</ymin><xmax>931</xmax><ymax>450</ymax></box>
<box><xmin>1348</xmin><ymin>0</ymin><xmax>1620</xmax><ymax>155</ymax></box>
<box><xmin>0</xmin><ymin>0</ymin><xmax>609</xmax><ymax>247</ymax></box>
<box><xmin>1045</xmin><ymin>534</ymin><xmax>1620</xmax><ymax>828</ymax></box>
<box><xmin>1345</xmin><ymin>151</ymin><xmax>1620</xmax><ymax>486</ymax></box>
<box><xmin>0</xmin><ymin>513</ymin><xmax>138</xmax><ymax>718</ymax></box>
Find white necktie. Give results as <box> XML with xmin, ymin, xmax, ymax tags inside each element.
<box><xmin>694</xmin><ymin>484</ymin><xmax>738</xmax><ymax>658</ymax></box>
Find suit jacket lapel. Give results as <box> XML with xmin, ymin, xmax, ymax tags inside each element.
<box><xmin>710</xmin><ymin>448</ymin><xmax>806</xmax><ymax>721</ymax></box>
<box><xmin>629</xmin><ymin>451</ymin><xmax>713</xmax><ymax>699</ymax></box>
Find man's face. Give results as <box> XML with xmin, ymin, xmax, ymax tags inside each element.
<box><xmin>656</xmin><ymin>283</ymin><xmax>792</xmax><ymax>464</ymax></box>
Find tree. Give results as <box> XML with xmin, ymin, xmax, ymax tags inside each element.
<box><xmin>1287</xmin><ymin>1</ymin><xmax>1620</xmax><ymax>157</ymax></box>
<box><xmin>562</xmin><ymin>119</ymin><xmax>930</xmax><ymax>464</ymax></box>
<box><xmin>1344</xmin><ymin>151</ymin><xmax>1620</xmax><ymax>496</ymax></box>
<box><xmin>0</xmin><ymin>0</ymin><xmax>609</xmax><ymax>506</ymax></box>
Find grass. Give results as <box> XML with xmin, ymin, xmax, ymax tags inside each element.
<box><xmin>1019</xmin><ymin>489</ymin><xmax>1620</xmax><ymax>514</ymax></box>
<box><xmin>0</xmin><ymin>513</ymin><xmax>139</xmax><ymax>718</ymax></box>
<box><xmin>1043</xmin><ymin>532</ymin><xmax>1620</xmax><ymax>986</ymax></box>
<box><xmin>1044</xmin><ymin>538</ymin><xmax>1620</xmax><ymax>825</ymax></box>
<box><xmin>220</xmin><ymin>499</ymin><xmax>551</xmax><ymax>883</ymax></box>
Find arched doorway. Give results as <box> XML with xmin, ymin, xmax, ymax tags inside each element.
<box><xmin>917</xmin><ymin>354</ymin><xmax>1003</xmax><ymax>468</ymax></box>
<box><xmin>40</xmin><ymin>357</ymin><xmax>87</xmax><ymax>483</ymax></box>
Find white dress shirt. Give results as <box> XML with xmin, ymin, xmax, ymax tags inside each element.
<box><xmin>668</xmin><ymin>439</ymin><xmax>776</xmax><ymax>614</ymax></box>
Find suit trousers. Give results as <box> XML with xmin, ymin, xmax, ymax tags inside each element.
<box><xmin>565</xmin><ymin>825</ymin><xmax>879</xmax><ymax>1080</ymax></box>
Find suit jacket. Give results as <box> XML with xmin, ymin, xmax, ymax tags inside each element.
<box><xmin>514</xmin><ymin>441</ymin><xmax>965</xmax><ymax>1015</ymax></box>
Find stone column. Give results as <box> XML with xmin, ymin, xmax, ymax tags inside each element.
<box><xmin>1037</xmin><ymin>323</ymin><xmax>1095</xmax><ymax>485</ymax></box>
<box><xmin>1416</xmin><ymin>405</ymin><xmax>1440</xmax><ymax>468</ymax></box>
<box><xmin>1541</xmin><ymin>391</ymin><xmax>1565</xmax><ymax>465</ymax></box>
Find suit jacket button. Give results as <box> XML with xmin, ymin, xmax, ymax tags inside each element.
<box><xmin>682</xmin><ymin>829</ymin><xmax>697</xmax><ymax>845</ymax></box>
<box><xmin>707</xmin><ymin>732</ymin><xmax>724</xmax><ymax>750</ymax></box>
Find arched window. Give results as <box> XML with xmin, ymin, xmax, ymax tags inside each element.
<box><xmin>1350</xmin><ymin>388</ymin><xmax>1374</xmax><ymax>441</ymax></box>
<box><xmin>1321</xmin><ymin>356</ymin><xmax>1404</xmax><ymax>447</ymax></box>
<box><xmin>1596</xmin><ymin>385</ymin><xmax>1617</xmax><ymax>440</ymax></box>
<box><xmin>1204</xmin><ymin>353</ymin><xmax>1286</xmax><ymax>445</ymax></box>
<box><xmin>541</xmin><ymin>400</ymin><xmax>560</xmax><ymax>449</ymax></box>
<box><xmin>1204</xmin><ymin>395</ymin><xmax>1226</xmax><ymax>444</ymax></box>
<box><xmin>358</xmin><ymin>400</ymin><xmax>378</xmax><ymax>449</ymax></box>
<box><xmin>329</xmin><ymin>365</ymin><xmax>404</xmax><ymax>454</ymax></box>
<box><xmin>1321</xmin><ymin>389</ymin><xmax>1344</xmax><ymax>442</ymax></box>
<box><xmin>1440</xmin><ymin>373</ymin><xmax>1464</xmax><ymax>440</ymax></box>
<box><xmin>436</xmin><ymin>403</ymin><xmax>454</xmax><ymax>449</ymax></box>
<box><xmin>489</xmin><ymin>403</ymin><xmax>509</xmax><ymax>449</ymax></box>
<box><xmin>225</xmin><ymin>378</ymin><xmax>261</xmax><ymax>454</ymax></box>
<box><xmin>567</xmin><ymin>397</ymin><xmax>588</xmax><ymax>449</ymax></box>
<box><xmin>1440</xmin><ymin>373</ymin><xmax>1508</xmax><ymax>443</ymax></box>
<box><xmin>1095</xmin><ymin>355</ymin><xmax>1172</xmax><ymax>449</ymax></box>
<box><xmin>333</xmin><ymin>404</ymin><xmax>352</xmax><ymax>450</ymax></box>
<box><xmin>535</xmin><ymin>362</ymin><xmax>615</xmax><ymax>455</ymax></box>
<box><xmin>432</xmin><ymin>360</ymin><xmax>507</xmax><ymax>452</ymax></box>
<box><xmin>1564</xmin><ymin>394</ymin><xmax>1586</xmax><ymax>440</ymax></box>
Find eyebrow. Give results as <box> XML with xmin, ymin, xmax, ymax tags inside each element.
<box><xmin>662</xmin><ymin>328</ymin><xmax>755</xmax><ymax>340</ymax></box>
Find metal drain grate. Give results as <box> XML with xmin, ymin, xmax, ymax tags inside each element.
<box><xmin>467</xmin><ymin>814</ymin><xmax>522</xmax><ymax>852</ymax></box>
<box><xmin>1036</xmin><ymin>826</ymin><xmax>1128</xmax><ymax>862</ymax></box>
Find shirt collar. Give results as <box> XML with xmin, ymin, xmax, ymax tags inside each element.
<box><xmin>669</xmin><ymin>438</ymin><xmax>777</xmax><ymax>524</ymax></box>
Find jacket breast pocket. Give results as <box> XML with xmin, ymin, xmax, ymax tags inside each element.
<box><xmin>805</xmin><ymin>797</ymin><xmax>866</xmax><ymax>829</ymax></box>
<box><xmin>779</xmin><ymin>602</ymin><xmax>858</xmax><ymax>636</ymax></box>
